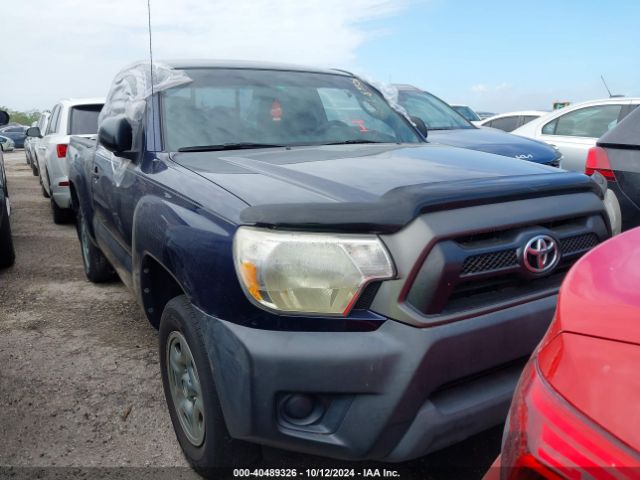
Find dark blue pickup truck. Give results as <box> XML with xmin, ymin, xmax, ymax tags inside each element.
<box><xmin>67</xmin><ymin>61</ymin><xmax>613</xmax><ymax>470</ymax></box>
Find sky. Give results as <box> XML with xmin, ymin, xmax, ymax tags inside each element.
<box><xmin>2</xmin><ymin>0</ymin><xmax>639</xmax><ymax>113</ymax></box>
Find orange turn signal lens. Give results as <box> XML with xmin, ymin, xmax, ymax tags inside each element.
<box><xmin>240</xmin><ymin>261</ymin><xmax>263</xmax><ymax>301</ymax></box>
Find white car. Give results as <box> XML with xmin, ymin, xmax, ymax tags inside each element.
<box><xmin>512</xmin><ymin>98</ymin><xmax>640</xmax><ymax>172</ymax></box>
<box><xmin>0</xmin><ymin>135</ymin><xmax>15</xmax><ymax>152</ymax></box>
<box><xmin>28</xmin><ymin>98</ymin><xmax>104</xmax><ymax>223</ymax></box>
<box><xmin>478</xmin><ymin>110</ymin><xmax>547</xmax><ymax>132</ymax></box>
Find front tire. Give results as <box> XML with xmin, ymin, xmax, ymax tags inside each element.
<box><xmin>0</xmin><ymin>199</ymin><xmax>15</xmax><ymax>268</ymax></box>
<box><xmin>76</xmin><ymin>207</ymin><xmax>116</xmax><ymax>282</ymax></box>
<box><xmin>159</xmin><ymin>296</ymin><xmax>260</xmax><ymax>473</ymax></box>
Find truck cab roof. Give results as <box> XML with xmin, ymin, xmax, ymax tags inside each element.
<box><xmin>162</xmin><ymin>59</ymin><xmax>352</xmax><ymax>77</ymax></box>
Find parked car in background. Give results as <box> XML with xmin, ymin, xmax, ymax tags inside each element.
<box><xmin>493</xmin><ymin>227</ymin><xmax>640</xmax><ymax>478</ymax></box>
<box><xmin>25</xmin><ymin>111</ymin><xmax>51</xmax><ymax>175</ymax></box>
<box><xmin>512</xmin><ymin>98</ymin><xmax>640</xmax><ymax>172</ymax></box>
<box><xmin>395</xmin><ymin>85</ymin><xmax>562</xmax><ymax>166</ymax></box>
<box><xmin>450</xmin><ymin>103</ymin><xmax>481</xmax><ymax>123</ymax></box>
<box><xmin>0</xmin><ymin>109</ymin><xmax>16</xmax><ymax>268</ymax></box>
<box><xmin>479</xmin><ymin>110</ymin><xmax>546</xmax><ymax>132</ymax></box>
<box><xmin>68</xmin><ymin>60</ymin><xmax>613</xmax><ymax>471</ymax></box>
<box><xmin>0</xmin><ymin>135</ymin><xmax>15</xmax><ymax>152</ymax></box>
<box><xmin>476</xmin><ymin>111</ymin><xmax>496</xmax><ymax>120</ymax></box>
<box><xmin>0</xmin><ymin>124</ymin><xmax>28</xmax><ymax>148</ymax></box>
<box><xmin>27</xmin><ymin>98</ymin><xmax>104</xmax><ymax>223</ymax></box>
<box><xmin>24</xmin><ymin>121</ymin><xmax>37</xmax><ymax>166</ymax></box>
<box><xmin>585</xmin><ymin>105</ymin><xmax>640</xmax><ymax>231</ymax></box>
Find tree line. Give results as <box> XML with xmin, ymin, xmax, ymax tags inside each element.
<box><xmin>0</xmin><ymin>106</ymin><xmax>41</xmax><ymax>126</ymax></box>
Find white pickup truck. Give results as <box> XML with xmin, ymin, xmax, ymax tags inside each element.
<box><xmin>27</xmin><ymin>98</ymin><xmax>104</xmax><ymax>223</ymax></box>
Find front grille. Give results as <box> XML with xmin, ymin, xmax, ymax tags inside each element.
<box><xmin>461</xmin><ymin>250</ymin><xmax>518</xmax><ymax>275</ymax></box>
<box><xmin>447</xmin><ymin>268</ymin><xmax>569</xmax><ymax>313</ymax></box>
<box><xmin>459</xmin><ymin>232</ymin><xmax>599</xmax><ymax>277</ymax></box>
<box><xmin>561</xmin><ymin>233</ymin><xmax>598</xmax><ymax>255</ymax></box>
<box><xmin>405</xmin><ymin>214</ymin><xmax>608</xmax><ymax>317</ymax></box>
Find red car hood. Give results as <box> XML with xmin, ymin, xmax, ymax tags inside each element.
<box><xmin>555</xmin><ymin>227</ymin><xmax>640</xmax><ymax>345</ymax></box>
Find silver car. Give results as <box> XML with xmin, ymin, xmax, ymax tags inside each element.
<box><xmin>24</xmin><ymin>111</ymin><xmax>50</xmax><ymax>175</ymax></box>
<box><xmin>512</xmin><ymin>98</ymin><xmax>640</xmax><ymax>172</ymax></box>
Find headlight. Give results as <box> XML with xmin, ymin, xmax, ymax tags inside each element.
<box><xmin>233</xmin><ymin>227</ymin><xmax>395</xmax><ymax>316</ymax></box>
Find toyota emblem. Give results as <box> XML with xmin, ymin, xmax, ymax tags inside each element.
<box><xmin>523</xmin><ymin>235</ymin><xmax>560</xmax><ymax>274</ymax></box>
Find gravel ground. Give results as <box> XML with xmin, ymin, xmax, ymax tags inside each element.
<box><xmin>0</xmin><ymin>150</ymin><xmax>501</xmax><ymax>480</ymax></box>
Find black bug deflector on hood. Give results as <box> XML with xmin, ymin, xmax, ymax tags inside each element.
<box><xmin>240</xmin><ymin>172</ymin><xmax>602</xmax><ymax>234</ymax></box>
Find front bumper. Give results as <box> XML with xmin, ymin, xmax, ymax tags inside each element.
<box><xmin>196</xmin><ymin>295</ymin><xmax>555</xmax><ymax>462</ymax></box>
<box><xmin>610</xmin><ymin>183</ymin><xmax>639</xmax><ymax>232</ymax></box>
<box><xmin>603</xmin><ymin>186</ymin><xmax>622</xmax><ymax>235</ymax></box>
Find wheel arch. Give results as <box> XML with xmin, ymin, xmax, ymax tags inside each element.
<box><xmin>131</xmin><ymin>195</ymin><xmax>242</xmax><ymax>328</ymax></box>
<box><xmin>139</xmin><ymin>253</ymin><xmax>187</xmax><ymax>328</ymax></box>
<box><xmin>69</xmin><ymin>181</ymin><xmax>79</xmax><ymax>212</ymax></box>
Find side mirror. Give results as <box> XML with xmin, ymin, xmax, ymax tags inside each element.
<box><xmin>26</xmin><ymin>126</ymin><xmax>42</xmax><ymax>138</ymax></box>
<box><xmin>99</xmin><ymin>115</ymin><xmax>133</xmax><ymax>156</ymax></box>
<box><xmin>0</xmin><ymin>110</ymin><xmax>9</xmax><ymax>126</ymax></box>
<box><xmin>411</xmin><ymin>116</ymin><xmax>428</xmax><ymax>139</ymax></box>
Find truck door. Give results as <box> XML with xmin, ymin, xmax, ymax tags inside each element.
<box><xmin>91</xmin><ymin>146</ymin><xmax>137</xmax><ymax>283</ymax></box>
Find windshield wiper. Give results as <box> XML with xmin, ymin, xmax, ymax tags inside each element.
<box><xmin>429</xmin><ymin>127</ymin><xmax>471</xmax><ymax>131</ymax></box>
<box><xmin>321</xmin><ymin>140</ymin><xmax>388</xmax><ymax>145</ymax></box>
<box><xmin>178</xmin><ymin>143</ymin><xmax>287</xmax><ymax>152</ymax></box>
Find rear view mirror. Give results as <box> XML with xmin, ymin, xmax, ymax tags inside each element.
<box><xmin>26</xmin><ymin>126</ymin><xmax>42</xmax><ymax>138</ymax></box>
<box><xmin>0</xmin><ymin>110</ymin><xmax>9</xmax><ymax>126</ymax></box>
<box><xmin>411</xmin><ymin>116</ymin><xmax>428</xmax><ymax>139</ymax></box>
<box><xmin>99</xmin><ymin>115</ymin><xmax>133</xmax><ymax>156</ymax></box>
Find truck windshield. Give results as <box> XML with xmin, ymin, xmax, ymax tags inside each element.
<box><xmin>160</xmin><ymin>68</ymin><xmax>422</xmax><ymax>152</ymax></box>
<box><xmin>398</xmin><ymin>91</ymin><xmax>475</xmax><ymax>130</ymax></box>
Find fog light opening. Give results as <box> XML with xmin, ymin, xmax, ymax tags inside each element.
<box><xmin>280</xmin><ymin>394</ymin><xmax>325</xmax><ymax>426</ymax></box>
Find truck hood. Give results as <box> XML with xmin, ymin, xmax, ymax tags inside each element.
<box><xmin>172</xmin><ymin>144</ymin><xmax>559</xmax><ymax>204</ymax></box>
<box><xmin>171</xmin><ymin>144</ymin><xmax>597</xmax><ymax>233</ymax></box>
<box><xmin>428</xmin><ymin>127</ymin><xmax>558</xmax><ymax>165</ymax></box>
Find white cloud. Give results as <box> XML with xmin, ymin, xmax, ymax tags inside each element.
<box><xmin>471</xmin><ymin>82</ymin><xmax>511</xmax><ymax>94</ymax></box>
<box><xmin>0</xmin><ymin>0</ymin><xmax>407</xmax><ymax>111</ymax></box>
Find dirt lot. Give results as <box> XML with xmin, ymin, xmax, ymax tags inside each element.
<box><xmin>0</xmin><ymin>150</ymin><xmax>501</xmax><ymax>479</ymax></box>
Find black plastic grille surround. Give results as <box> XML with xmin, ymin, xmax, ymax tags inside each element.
<box><xmin>405</xmin><ymin>214</ymin><xmax>609</xmax><ymax>316</ymax></box>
